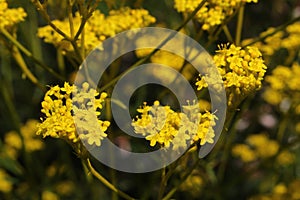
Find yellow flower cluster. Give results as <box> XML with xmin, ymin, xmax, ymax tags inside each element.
<box><xmin>173</xmin><ymin>0</ymin><xmax>258</xmax><ymax>30</ymax></box>
<box><xmin>263</xmin><ymin>62</ymin><xmax>300</xmax><ymax>107</ymax></box>
<box><xmin>0</xmin><ymin>0</ymin><xmax>27</xmax><ymax>29</ymax></box>
<box><xmin>250</xmin><ymin>180</ymin><xmax>300</xmax><ymax>200</ymax></box>
<box><xmin>4</xmin><ymin>119</ymin><xmax>44</xmax><ymax>158</ymax></box>
<box><xmin>37</xmin><ymin>7</ymin><xmax>156</xmax><ymax>53</ymax></box>
<box><xmin>0</xmin><ymin>169</ymin><xmax>12</xmax><ymax>193</ymax></box>
<box><xmin>37</xmin><ymin>82</ymin><xmax>110</xmax><ymax>147</ymax></box>
<box><xmin>131</xmin><ymin>101</ymin><xmax>217</xmax><ymax>150</ymax></box>
<box><xmin>196</xmin><ymin>44</ymin><xmax>267</xmax><ymax>108</ymax></box>
<box><xmin>243</xmin><ymin>22</ymin><xmax>300</xmax><ymax>64</ymax></box>
<box><xmin>231</xmin><ymin>133</ymin><xmax>295</xmax><ymax>164</ymax></box>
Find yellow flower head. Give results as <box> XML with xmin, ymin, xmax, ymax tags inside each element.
<box><xmin>132</xmin><ymin>100</ymin><xmax>217</xmax><ymax>150</ymax></box>
<box><xmin>37</xmin><ymin>82</ymin><xmax>109</xmax><ymax>147</ymax></box>
<box><xmin>263</xmin><ymin>62</ymin><xmax>300</xmax><ymax>111</ymax></box>
<box><xmin>0</xmin><ymin>169</ymin><xmax>13</xmax><ymax>193</ymax></box>
<box><xmin>0</xmin><ymin>0</ymin><xmax>27</xmax><ymax>29</ymax></box>
<box><xmin>232</xmin><ymin>133</ymin><xmax>279</xmax><ymax>162</ymax></box>
<box><xmin>196</xmin><ymin>44</ymin><xmax>267</xmax><ymax>108</ymax></box>
<box><xmin>37</xmin><ymin>7</ymin><xmax>155</xmax><ymax>53</ymax></box>
<box><xmin>174</xmin><ymin>0</ymin><xmax>258</xmax><ymax>31</ymax></box>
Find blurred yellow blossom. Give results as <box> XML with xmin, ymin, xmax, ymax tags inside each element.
<box><xmin>263</xmin><ymin>62</ymin><xmax>300</xmax><ymax>110</ymax></box>
<box><xmin>276</xmin><ymin>150</ymin><xmax>295</xmax><ymax>166</ymax></box>
<box><xmin>273</xmin><ymin>183</ymin><xmax>288</xmax><ymax>195</ymax></box>
<box><xmin>232</xmin><ymin>133</ymin><xmax>279</xmax><ymax>162</ymax></box>
<box><xmin>55</xmin><ymin>181</ymin><xmax>75</xmax><ymax>196</ymax></box>
<box><xmin>37</xmin><ymin>7</ymin><xmax>156</xmax><ymax>53</ymax></box>
<box><xmin>42</xmin><ymin>190</ymin><xmax>59</xmax><ymax>200</ymax></box>
<box><xmin>174</xmin><ymin>0</ymin><xmax>258</xmax><ymax>31</ymax></box>
<box><xmin>0</xmin><ymin>169</ymin><xmax>13</xmax><ymax>193</ymax></box>
<box><xmin>132</xmin><ymin>100</ymin><xmax>217</xmax><ymax>150</ymax></box>
<box><xmin>196</xmin><ymin>44</ymin><xmax>267</xmax><ymax>108</ymax></box>
<box><xmin>243</xmin><ymin>22</ymin><xmax>300</xmax><ymax>64</ymax></box>
<box><xmin>4</xmin><ymin>119</ymin><xmax>44</xmax><ymax>157</ymax></box>
<box><xmin>250</xmin><ymin>180</ymin><xmax>300</xmax><ymax>200</ymax></box>
<box><xmin>37</xmin><ymin>82</ymin><xmax>110</xmax><ymax>147</ymax></box>
<box><xmin>0</xmin><ymin>0</ymin><xmax>27</xmax><ymax>29</ymax></box>
<box><xmin>246</xmin><ymin>133</ymin><xmax>279</xmax><ymax>158</ymax></box>
<box><xmin>232</xmin><ymin>143</ymin><xmax>257</xmax><ymax>162</ymax></box>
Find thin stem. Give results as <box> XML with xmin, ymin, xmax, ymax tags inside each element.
<box><xmin>223</xmin><ymin>25</ymin><xmax>234</xmax><ymax>43</ymax></box>
<box><xmin>157</xmin><ymin>144</ymin><xmax>198</xmax><ymax>200</ymax></box>
<box><xmin>68</xmin><ymin>0</ymin><xmax>75</xmax><ymax>38</ymax></box>
<box><xmin>12</xmin><ymin>46</ymin><xmax>45</xmax><ymax>91</ymax></box>
<box><xmin>0</xmin><ymin>28</ymin><xmax>65</xmax><ymax>80</ymax></box>
<box><xmin>74</xmin><ymin>0</ymin><xmax>100</xmax><ymax>41</ymax></box>
<box><xmin>80</xmin><ymin>20</ymin><xmax>86</xmax><ymax>58</ymax></box>
<box><xmin>99</xmin><ymin>0</ymin><xmax>208</xmax><ymax>92</ymax></box>
<box><xmin>32</xmin><ymin>0</ymin><xmax>71</xmax><ymax>40</ymax></box>
<box><xmin>105</xmin><ymin>97</ymin><xmax>118</xmax><ymax>200</ymax></box>
<box><xmin>157</xmin><ymin>167</ymin><xmax>167</xmax><ymax>200</ymax></box>
<box><xmin>235</xmin><ymin>4</ymin><xmax>245</xmax><ymax>46</ymax></box>
<box><xmin>277</xmin><ymin>111</ymin><xmax>289</xmax><ymax>143</ymax></box>
<box><xmin>57</xmin><ymin>49</ymin><xmax>66</xmax><ymax>76</ymax></box>
<box><xmin>86</xmin><ymin>158</ymin><xmax>136</xmax><ymax>200</ymax></box>
<box><xmin>32</xmin><ymin>0</ymin><xmax>83</xmax><ymax>63</ymax></box>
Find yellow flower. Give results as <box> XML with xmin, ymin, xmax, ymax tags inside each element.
<box><xmin>242</xmin><ymin>22</ymin><xmax>300</xmax><ymax>65</ymax></box>
<box><xmin>38</xmin><ymin>7</ymin><xmax>156</xmax><ymax>53</ymax></box>
<box><xmin>55</xmin><ymin>181</ymin><xmax>75</xmax><ymax>196</ymax></box>
<box><xmin>0</xmin><ymin>0</ymin><xmax>27</xmax><ymax>29</ymax></box>
<box><xmin>263</xmin><ymin>62</ymin><xmax>300</xmax><ymax>109</ymax></box>
<box><xmin>4</xmin><ymin>131</ymin><xmax>22</xmax><ymax>150</ymax></box>
<box><xmin>37</xmin><ymin>82</ymin><xmax>110</xmax><ymax>147</ymax></box>
<box><xmin>196</xmin><ymin>44</ymin><xmax>267</xmax><ymax>108</ymax></box>
<box><xmin>232</xmin><ymin>144</ymin><xmax>257</xmax><ymax>162</ymax></box>
<box><xmin>42</xmin><ymin>190</ymin><xmax>59</xmax><ymax>200</ymax></box>
<box><xmin>4</xmin><ymin>119</ymin><xmax>44</xmax><ymax>154</ymax></box>
<box><xmin>132</xmin><ymin>101</ymin><xmax>217</xmax><ymax>149</ymax></box>
<box><xmin>273</xmin><ymin>183</ymin><xmax>288</xmax><ymax>195</ymax></box>
<box><xmin>0</xmin><ymin>169</ymin><xmax>13</xmax><ymax>193</ymax></box>
<box><xmin>174</xmin><ymin>0</ymin><xmax>258</xmax><ymax>31</ymax></box>
<box><xmin>276</xmin><ymin>150</ymin><xmax>295</xmax><ymax>166</ymax></box>
<box><xmin>247</xmin><ymin>133</ymin><xmax>279</xmax><ymax>158</ymax></box>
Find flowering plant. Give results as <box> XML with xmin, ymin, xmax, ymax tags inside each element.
<box><xmin>1</xmin><ymin>0</ymin><xmax>300</xmax><ymax>199</ymax></box>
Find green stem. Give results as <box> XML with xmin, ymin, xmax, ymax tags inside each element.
<box><xmin>277</xmin><ymin>112</ymin><xmax>289</xmax><ymax>143</ymax></box>
<box><xmin>105</xmin><ymin>97</ymin><xmax>118</xmax><ymax>200</ymax></box>
<box><xmin>57</xmin><ymin>49</ymin><xmax>66</xmax><ymax>76</ymax></box>
<box><xmin>157</xmin><ymin>167</ymin><xmax>167</xmax><ymax>200</ymax></box>
<box><xmin>223</xmin><ymin>25</ymin><xmax>234</xmax><ymax>43</ymax></box>
<box><xmin>86</xmin><ymin>158</ymin><xmax>136</xmax><ymax>200</ymax></box>
<box><xmin>0</xmin><ymin>28</ymin><xmax>65</xmax><ymax>80</ymax></box>
<box><xmin>32</xmin><ymin>0</ymin><xmax>71</xmax><ymax>40</ymax></box>
<box><xmin>157</xmin><ymin>144</ymin><xmax>198</xmax><ymax>200</ymax></box>
<box><xmin>74</xmin><ymin>0</ymin><xmax>100</xmax><ymax>41</ymax></box>
<box><xmin>68</xmin><ymin>0</ymin><xmax>75</xmax><ymax>38</ymax></box>
<box><xmin>32</xmin><ymin>0</ymin><xmax>83</xmax><ymax>63</ymax></box>
<box><xmin>235</xmin><ymin>4</ymin><xmax>245</xmax><ymax>46</ymax></box>
<box><xmin>205</xmin><ymin>6</ymin><xmax>240</xmax><ymax>48</ymax></box>
<box><xmin>11</xmin><ymin>46</ymin><xmax>45</xmax><ymax>91</ymax></box>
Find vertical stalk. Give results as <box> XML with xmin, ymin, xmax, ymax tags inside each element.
<box><xmin>235</xmin><ymin>4</ymin><xmax>245</xmax><ymax>46</ymax></box>
<box><xmin>11</xmin><ymin>46</ymin><xmax>45</xmax><ymax>91</ymax></box>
